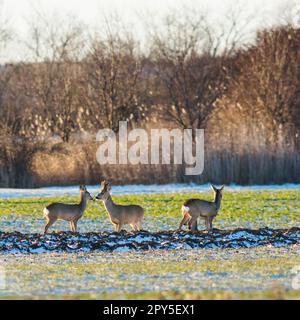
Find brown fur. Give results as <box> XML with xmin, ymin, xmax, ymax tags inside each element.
<box><xmin>179</xmin><ymin>185</ymin><xmax>224</xmax><ymax>231</ymax></box>
<box><xmin>43</xmin><ymin>185</ymin><xmax>93</xmax><ymax>234</ymax></box>
<box><xmin>96</xmin><ymin>181</ymin><xmax>144</xmax><ymax>232</ymax></box>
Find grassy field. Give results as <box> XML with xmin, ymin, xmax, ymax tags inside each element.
<box><xmin>0</xmin><ymin>189</ymin><xmax>299</xmax><ymax>299</ymax></box>
<box><xmin>0</xmin><ymin>189</ymin><xmax>299</xmax><ymax>231</ymax></box>
<box><xmin>1</xmin><ymin>248</ymin><xmax>300</xmax><ymax>299</ymax></box>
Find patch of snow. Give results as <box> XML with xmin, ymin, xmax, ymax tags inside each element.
<box><xmin>113</xmin><ymin>245</ymin><xmax>132</xmax><ymax>252</ymax></box>
<box><xmin>128</xmin><ymin>235</ymin><xmax>157</xmax><ymax>243</ymax></box>
<box><xmin>176</xmin><ymin>243</ymin><xmax>193</xmax><ymax>250</ymax></box>
<box><xmin>226</xmin><ymin>231</ymin><xmax>250</xmax><ymax>240</ymax></box>
<box><xmin>29</xmin><ymin>247</ymin><xmax>47</xmax><ymax>254</ymax></box>
<box><xmin>106</xmin><ymin>242</ymin><xmax>116</xmax><ymax>246</ymax></box>
<box><xmin>1</xmin><ymin>182</ymin><xmax>300</xmax><ymax>199</ymax></box>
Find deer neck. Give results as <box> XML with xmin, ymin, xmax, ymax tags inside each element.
<box><xmin>103</xmin><ymin>194</ymin><xmax>117</xmax><ymax>216</ymax></box>
<box><xmin>214</xmin><ymin>193</ymin><xmax>222</xmax><ymax>211</ymax></box>
<box><xmin>79</xmin><ymin>192</ymin><xmax>87</xmax><ymax>212</ymax></box>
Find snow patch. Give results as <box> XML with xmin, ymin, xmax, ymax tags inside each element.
<box><xmin>1</xmin><ymin>183</ymin><xmax>300</xmax><ymax>199</ymax></box>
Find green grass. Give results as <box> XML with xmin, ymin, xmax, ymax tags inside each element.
<box><xmin>0</xmin><ymin>189</ymin><xmax>299</xmax><ymax>300</ymax></box>
<box><xmin>1</xmin><ymin>248</ymin><xmax>300</xmax><ymax>300</ymax></box>
<box><xmin>0</xmin><ymin>189</ymin><xmax>299</xmax><ymax>230</ymax></box>
<box><xmin>3</xmin><ymin>290</ymin><xmax>300</xmax><ymax>300</ymax></box>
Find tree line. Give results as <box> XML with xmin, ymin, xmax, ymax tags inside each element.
<box><xmin>0</xmin><ymin>10</ymin><xmax>299</xmax><ymax>187</ymax></box>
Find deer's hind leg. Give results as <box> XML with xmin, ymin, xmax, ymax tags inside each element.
<box><xmin>204</xmin><ymin>217</ymin><xmax>212</xmax><ymax>231</ymax></box>
<box><xmin>189</xmin><ymin>216</ymin><xmax>198</xmax><ymax>232</ymax></box>
<box><xmin>136</xmin><ymin>221</ymin><xmax>142</xmax><ymax>231</ymax></box>
<box><xmin>179</xmin><ymin>213</ymin><xmax>191</xmax><ymax>230</ymax></box>
<box><xmin>130</xmin><ymin>223</ymin><xmax>137</xmax><ymax>232</ymax></box>
<box><xmin>188</xmin><ymin>219</ymin><xmax>198</xmax><ymax>231</ymax></box>
<box><xmin>44</xmin><ymin>217</ymin><xmax>56</xmax><ymax>234</ymax></box>
<box><xmin>69</xmin><ymin>221</ymin><xmax>75</xmax><ymax>232</ymax></box>
<box><xmin>114</xmin><ymin>223</ymin><xmax>121</xmax><ymax>232</ymax></box>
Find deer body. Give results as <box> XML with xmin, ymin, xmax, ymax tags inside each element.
<box><xmin>96</xmin><ymin>181</ymin><xmax>144</xmax><ymax>232</ymax></box>
<box><xmin>179</xmin><ymin>185</ymin><xmax>224</xmax><ymax>231</ymax></box>
<box><xmin>43</xmin><ymin>185</ymin><xmax>93</xmax><ymax>234</ymax></box>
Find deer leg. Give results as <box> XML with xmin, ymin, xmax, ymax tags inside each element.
<box><xmin>179</xmin><ymin>213</ymin><xmax>190</xmax><ymax>230</ymax></box>
<box><xmin>133</xmin><ymin>221</ymin><xmax>141</xmax><ymax>232</ymax></box>
<box><xmin>130</xmin><ymin>224</ymin><xmax>136</xmax><ymax>231</ymax></box>
<box><xmin>209</xmin><ymin>217</ymin><xmax>213</xmax><ymax>231</ymax></box>
<box><xmin>205</xmin><ymin>217</ymin><xmax>210</xmax><ymax>231</ymax></box>
<box><xmin>136</xmin><ymin>221</ymin><xmax>141</xmax><ymax>231</ymax></box>
<box><xmin>188</xmin><ymin>216</ymin><xmax>197</xmax><ymax>230</ymax></box>
<box><xmin>189</xmin><ymin>217</ymin><xmax>198</xmax><ymax>232</ymax></box>
<box><xmin>115</xmin><ymin>223</ymin><xmax>121</xmax><ymax>232</ymax></box>
<box><xmin>73</xmin><ymin>220</ymin><xmax>78</xmax><ymax>232</ymax></box>
<box><xmin>69</xmin><ymin>221</ymin><xmax>75</xmax><ymax>232</ymax></box>
<box><xmin>44</xmin><ymin>218</ymin><xmax>56</xmax><ymax>234</ymax></box>
<box><xmin>188</xmin><ymin>219</ymin><xmax>197</xmax><ymax>231</ymax></box>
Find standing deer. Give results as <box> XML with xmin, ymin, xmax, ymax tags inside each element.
<box><xmin>95</xmin><ymin>180</ymin><xmax>144</xmax><ymax>232</ymax></box>
<box><xmin>43</xmin><ymin>185</ymin><xmax>93</xmax><ymax>234</ymax></box>
<box><xmin>179</xmin><ymin>184</ymin><xmax>224</xmax><ymax>231</ymax></box>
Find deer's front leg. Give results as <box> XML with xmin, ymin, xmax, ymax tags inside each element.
<box><xmin>73</xmin><ymin>219</ymin><xmax>78</xmax><ymax>232</ymax></box>
<box><xmin>115</xmin><ymin>223</ymin><xmax>121</xmax><ymax>232</ymax></box>
<box><xmin>209</xmin><ymin>216</ymin><xmax>213</xmax><ymax>230</ymax></box>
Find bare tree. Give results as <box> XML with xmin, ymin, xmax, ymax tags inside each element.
<box><xmin>22</xmin><ymin>13</ymin><xmax>85</xmax><ymax>141</ymax></box>
<box><xmin>230</xmin><ymin>26</ymin><xmax>300</xmax><ymax>147</ymax></box>
<box><xmin>83</xmin><ymin>18</ymin><xmax>145</xmax><ymax>132</ymax></box>
<box><xmin>148</xmin><ymin>8</ymin><xmax>250</xmax><ymax>131</ymax></box>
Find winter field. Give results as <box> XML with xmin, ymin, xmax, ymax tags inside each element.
<box><xmin>0</xmin><ymin>184</ymin><xmax>299</xmax><ymax>299</ymax></box>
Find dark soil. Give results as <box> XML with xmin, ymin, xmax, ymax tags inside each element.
<box><xmin>0</xmin><ymin>227</ymin><xmax>299</xmax><ymax>253</ymax></box>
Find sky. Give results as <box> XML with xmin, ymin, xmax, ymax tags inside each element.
<box><xmin>0</xmin><ymin>0</ymin><xmax>297</xmax><ymax>62</ymax></box>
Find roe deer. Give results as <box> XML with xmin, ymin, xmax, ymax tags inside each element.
<box><xmin>179</xmin><ymin>184</ymin><xmax>224</xmax><ymax>231</ymax></box>
<box><xmin>95</xmin><ymin>180</ymin><xmax>144</xmax><ymax>232</ymax></box>
<box><xmin>43</xmin><ymin>185</ymin><xmax>93</xmax><ymax>234</ymax></box>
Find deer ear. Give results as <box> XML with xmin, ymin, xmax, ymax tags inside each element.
<box><xmin>220</xmin><ymin>185</ymin><xmax>225</xmax><ymax>191</ymax></box>
<box><xmin>210</xmin><ymin>184</ymin><xmax>217</xmax><ymax>192</ymax></box>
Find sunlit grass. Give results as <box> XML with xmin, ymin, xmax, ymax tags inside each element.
<box><xmin>0</xmin><ymin>189</ymin><xmax>299</xmax><ymax>300</ymax></box>
<box><xmin>0</xmin><ymin>189</ymin><xmax>299</xmax><ymax>230</ymax></box>
<box><xmin>1</xmin><ymin>248</ymin><xmax>300</xmax><ymax>300</ymax></box>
